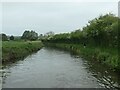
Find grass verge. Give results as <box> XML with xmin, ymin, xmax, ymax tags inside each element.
<box><xmin>2</xmin><ymin>41</ymin><xmax>43</xmax><ymax>65</ymax></box>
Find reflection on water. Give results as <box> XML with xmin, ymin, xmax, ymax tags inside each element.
<box><xmin>85</xmin><ymin>60</ymin><xmax>120</xmax><ymax>89</ymax></box>
<box><xmin>2</xmin><ymin>47</ymin><xmax>120</xmax><ymax>89</ymax></box>
<box><xmin>70</xmin><ymin>51</ymin><xmax>120</xmax><ymax>89</ymax></box>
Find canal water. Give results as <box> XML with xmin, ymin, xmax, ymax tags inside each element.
<box><xmin>2</xmin><ymin>47</ymin><xmax>120</xmax><ymax>88</ymax></box>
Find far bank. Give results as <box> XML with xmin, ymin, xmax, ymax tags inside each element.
<box><xmin>2</xmin><ymin>41</ymin><xmax>43</xmax><ymax>65</ymax></box>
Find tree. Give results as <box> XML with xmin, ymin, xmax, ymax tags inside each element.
<box><xmin>45</xmin><ymin>31</ymin><xmax>54</xmax><ymax>37</ymax></box>
<box><xmin>39</xmin><ymin>34</ymin><xmax>44</xmax><ymax>40</ymax></box>
<box><xmin>43</xmin><ymin>13</ymin><xmax>119</xmax><ymax>48</ymax></box>
<box><xmin>21</xmin><ymin>31</ymin><xmax>30</xmax><ymax>40</ymax></box>
<box><xmin>44</xmin><ymin>31</ymin><xmax>54</xmax><ymax>40</ymax></box>
<box><xmin>21</xmin><ymin>30</ymin><xmax>38</xmax><ymax>41</ymax></box>
<box><xmin>30</xmin><ymin>31</ymin><xmax>38</xmax><ymax>40</ymax></box>
<box><xmin>1</xmin><ymin>33</ymin><xmax>8</xmax><ymax>41</ymax></box>
<box><xmin>10</xmin><ymin>35</ymin><xmax>14</xmax><ymax>40</ymax></box>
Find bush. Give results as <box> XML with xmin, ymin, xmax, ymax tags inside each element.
<box><xmin>10</xmin><ymin>35</ymin><xmax>14</xmax><ymax>40</ymax></box>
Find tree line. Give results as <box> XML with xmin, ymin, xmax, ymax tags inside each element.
<box><xmin>42</xmin><ymin>13</ymin><xmax>119</xmax><ymax>48</ymax></box>
<box><xmin>0</xmin><ymin>30</ymin><xmax>38</xmax><ymax>41</ymax></box>
<box><xmin>1</xmin><ymin>13</ymin><xmax>119</xmax><ymax>48</ymax></box>
<box><xmin>0</xmin><ymin>34</ymin><xmax>15</xmax><ymax>41</ymax></box>
<box><xmin>0</xmin><ymin>30</ymin><xmax>54</xmax><ymax>41</ymax></box>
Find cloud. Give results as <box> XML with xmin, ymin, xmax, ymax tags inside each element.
<box><xmin>2</xmin><ymin>2</ymin><xmax>118</xmax><ymax>36</ymax></box>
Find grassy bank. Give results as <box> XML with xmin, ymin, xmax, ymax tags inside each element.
<box><xmin>2</xmin><ymin>41</ymin><xmax>43</xmax><ymax>64</ymax></box>
<box><xmin>44</xmin><ymin>43</ymin><xmax>119</xmax><ymax>72</ymax></box>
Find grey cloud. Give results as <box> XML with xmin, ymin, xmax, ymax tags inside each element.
<box><xmin>2</xmin><ymin>2</ymin><xmax>118</xmax><ymax>36</ymax></box>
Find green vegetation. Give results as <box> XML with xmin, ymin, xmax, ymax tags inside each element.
<box><xmin>10</xmin><ymin>35</ymin><xmax>14</xmax><ymax>40</ymax></box>
<box><xmin>42</xmin><ymin>14</ymin><xmax>119</xmax><ymax>72</ymax></box>
<box><xmin>1</xmin><ymin>30</ymin><xmax>43</xmax><ymax>65</ymax></box>
<box><xmin>0</xmin><ymin>34</ymin><xmax>8</xmax><ymax>41</ymax></box>
<box><xmin>45</xmin><ymin>43</ymin><xmax>119</xmax><ymax>71</ymax></box>
<box><xmin>21</xmin><ymin>30</ymin><xmax>38</xmax><ymax>41</ymax></box>
<box><xmin>2</xmin><ymin>41</ymin><xmax>43</xmax><ymax>64</ymax></box>
<box><xmin>1</xmin><ymin>14</ymin><xmax>119</xmax><ymax>72</ymax></box>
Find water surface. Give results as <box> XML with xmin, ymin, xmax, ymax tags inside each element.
<box><xmin>2</xmin><ymin>47</ymin><xmax>120</xmax><ymax>88</ymax></box>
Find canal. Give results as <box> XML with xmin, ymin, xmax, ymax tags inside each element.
<box><xmin>2</xmin><ymin>47</ymin><xmax>120</xmax><ymax>88</ymax></box>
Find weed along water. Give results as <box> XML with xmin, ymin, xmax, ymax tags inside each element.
<box><xmin>2</xmin><ymin>47</ymin><xmax>120</xmax><ymax>89</ymax></box>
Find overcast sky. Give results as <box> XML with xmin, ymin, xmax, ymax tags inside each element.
<box><xmin>1</xmin><ymin>1</ymin><xmax>118</xmax><ymax>36</ymax></box>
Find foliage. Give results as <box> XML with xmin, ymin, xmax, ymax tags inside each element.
<box><xmin>43</xmin><ymin>31</ymin><xmax>55</xmax><ymax>40</ymax></box>
<box><xmin>42</xmin><ymin>13</ymin><xmax>119</xmax><ymax>71</ymax></box>
<box><xmin>43</xmin><ymin>13</ymin><xmax>119</xmax><ymax>48</ymax></box>
<box><xmin>2</xmin><ymin>41</ymin><xmax>43</xmax><ymax>64</ymax></box>
<box><xmin>10</xmin><ymin>35</ymin><xmax>14</xmax><ymax>40</ymax></box>
<box><xmin>44</xmin><ymin>43</ymin><xmax>119</xmax><ymax>71</ymax></box>
<box><xmin>45</xmin><ymin>31</ymin><xmax>54</xmax><ymax>37</ymax></box>
<box><xmin>0</xmin><ymin>33</ymin><xmax>8</xmax><ymax>41</ymax></box>
<box><xmin>21</xmin><ymin>30</ymin><xmax>38</xmax><ymax>41</ymax></box>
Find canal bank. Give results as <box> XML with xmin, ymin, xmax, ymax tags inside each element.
<box><xmin>2</xmin><ymin>41</ymin><xmax>43</xmax><ymax>65</ymax></box>
<box><xmin>43</xmin><ymin>43</ymin><xmax>119</xmax><ymax>72</ymax></box>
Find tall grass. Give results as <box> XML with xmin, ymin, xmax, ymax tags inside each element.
<box><xmin>2</xmin><ymin>41</ymin><xmax>43</xmax><ymax>64</ymax></box>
